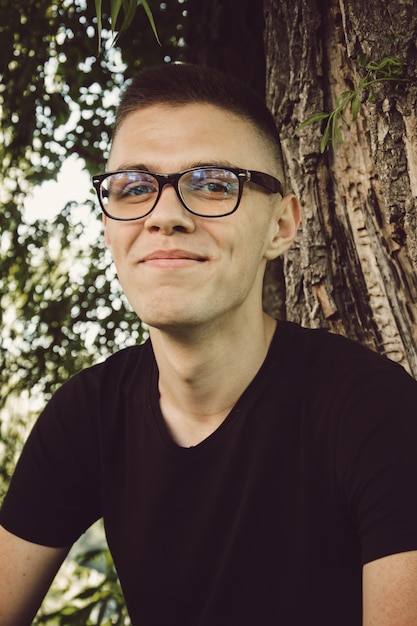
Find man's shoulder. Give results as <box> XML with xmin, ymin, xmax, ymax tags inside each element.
<box><xmin>275</xmin><ymin>320</ymin><xmax>416</xmax><ymax>385</ymax></box>
<box><xmin>81</xmin><ymin>338</ymin><xmax>152</xmax><ymax>376</ymax></box>
<box><xmin>53</xmin><ymin>339</ymin><xmax>154</xmax><ymax>404</ymax></box>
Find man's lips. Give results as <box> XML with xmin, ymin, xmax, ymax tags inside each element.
<box><xmin>139</xmin><ymin>250</ymin><xmax>207</xmax><ymax>266</ymax></box>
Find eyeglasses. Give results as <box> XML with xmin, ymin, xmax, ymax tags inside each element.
<box><xmin>92</xmin><ymin>165</ymin><xmax>284</xmax><ymax>221</ymax></box>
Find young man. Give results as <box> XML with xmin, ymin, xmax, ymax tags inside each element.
<box><xmin>1</xmin><ymin>63</ymin><xmax>417</xmax><ymax>626</ymax></box>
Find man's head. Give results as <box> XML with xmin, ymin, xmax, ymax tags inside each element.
<box><xmin>112</xmin><ymin>63</ymin><xmax>286</xmax><ymax>190</ymax></box>
<box><xmin>100</xmin><ymin>64</ymin><xmax>300</xmax><ymax>332</ymax></box>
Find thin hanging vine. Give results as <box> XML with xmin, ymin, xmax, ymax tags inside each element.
<box><xmin>296</xmin><ymin>55</ymin><xmax>408</xmax><ymax>152</ymax></box>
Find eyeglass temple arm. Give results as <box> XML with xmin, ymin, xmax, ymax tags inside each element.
<box><xmin>247</xmin><ymin>170</ymin><xmax>284</xmax><ymax>195</ymax></box>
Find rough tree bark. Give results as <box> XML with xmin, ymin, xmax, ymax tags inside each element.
<box><xmin>264</xmin><ymin>0</ymin><xmax>417</xmax><ymax>376</ymax></box>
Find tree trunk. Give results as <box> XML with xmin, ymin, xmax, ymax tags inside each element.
<box><xmin>185</xmin><ymin>0</ymin><xmax>266</xmax><ymax>97</ymax></box>
<box><xmin>264</xmin><ymin>0</ymin><xmax>417</xmax><ymax>376</ymax></box>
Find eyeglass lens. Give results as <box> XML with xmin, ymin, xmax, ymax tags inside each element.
<box><xmin>100</xmin><ymin>168</ymin><xmax>240</xmax><ymax>219</ymax></box>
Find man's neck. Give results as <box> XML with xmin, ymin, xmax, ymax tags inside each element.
<box><xmin>149</xmin><ymin>313</ymin><xmax>277</xmax><ymax>447</ymax></box>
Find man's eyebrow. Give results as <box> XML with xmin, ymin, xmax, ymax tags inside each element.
<box><xmin>109</xmin><ymin>159</ymin><xmax>239</xmax><ymax>173</ymax></box>
<box><xmin>111</xmin><ymin>162</ymin><xmax>150</xmax><ymax>172</ymax></box>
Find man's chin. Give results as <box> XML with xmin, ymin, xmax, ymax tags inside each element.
<box><xmin>136</xmin><ymin>306</ymin><xmax>221</xmax><ymax>339</ymax></box>
<box><xmin>130</xmin><ymin>304</ymin><xmax>199</xmax><ymax>331</ymax></box>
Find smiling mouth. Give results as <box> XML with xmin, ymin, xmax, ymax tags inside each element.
<box><xmin>141</xmin><ymin>250</ymin><xmax>207</xmax><ymax>263</ymax></box>
<box><xmin>139</xmin><ymin>251</ymin><xmax>208</xmax><ymax>268</ymax></box>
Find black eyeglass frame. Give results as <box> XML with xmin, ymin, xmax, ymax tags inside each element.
<box><xmin>92</xmin><ymin>165</ymin><xmax>284</xmax><ymax>221</ymax></box>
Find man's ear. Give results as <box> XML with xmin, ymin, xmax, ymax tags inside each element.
<box><xmin>264</xmin><ymin>194</ymin><xmax>301</xmax><ymax>260</ymax></box>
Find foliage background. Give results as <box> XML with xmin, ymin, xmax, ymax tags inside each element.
<box><xmin>1</xmin><ymin>1</ymin><xmax>189</xmax><ymax>622</ymax></box>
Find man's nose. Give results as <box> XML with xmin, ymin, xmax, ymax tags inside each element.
<box><xmin>143</xmin><ymin>184</ymin><xmax>196</xmax><ymax>234</ymax></box>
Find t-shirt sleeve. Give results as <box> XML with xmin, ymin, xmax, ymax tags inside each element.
<box><xmin>0</xmin><ymin>370</ymin><xmax>102</xmax><ymax>547</ymax></box>
<box><xmin>336</xmin><ymin>361</ymin><xmax>417</xmax><ymax>565</ymax></box>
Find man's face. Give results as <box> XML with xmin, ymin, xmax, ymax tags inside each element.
<box><xmin>104</xmin><ymin>102</ymin><xmax>296</xmax><ymax>333</ymax></box>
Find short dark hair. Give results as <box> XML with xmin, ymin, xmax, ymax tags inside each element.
<box><xmin>114</xmin><ymin>63</ymin><xmax>285</xmax><ymax>186</ymax></box>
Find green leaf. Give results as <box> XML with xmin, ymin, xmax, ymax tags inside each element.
<box><xmin>295</xmin><ymin>112</ymin><xmax>330</xmax><ymax>135</ymax></box>
<box><xmin>335</xmin><ymin>91</ymin><xmax>351</xmax><ymax>109</ymax></box>
<box><xmin>367</xmin><ymin>55</ymin><xmax>405</xmax><ymax>78</ymax></box>
<box><xmin>351</xmin><ymin>93</ymin><xmax>360</xmax><ymax>121</ymax></box>
<box><xmin>369</xmin><ymin>85</ymin><xmax>378</xmax><ymax>103</ymax></box>
<box><xmin>95</xmin><ymin>0</ymin><xmax>103</xmax><ymax>51</ymax></box>
<box><xmin>105</xmin><ymin>0</ymin><xmax>161</xmax><ymax>48</ymax></box>
<box><xmin>119</xmin><ymin>0</ymin><xmax>139</xmax><ymax>34</ymax></box>
<box><xmin>340</xmin><ymin>95</ymin><xmax>355</xmax><ymax>120</ymax></box>
<box><xmin>111</xmin><ymin>0</ymin><xmax>124</xmax><ymax>32</ymax></box>
<box><xmin>140</xmin><ymin>0</ymin><xmax>161</xmax><ymax>46</ymax></box>
<box><xmin>331</xmin><ymin>113</ymin><xmax>345</xmax><ymax>145</ymax></box>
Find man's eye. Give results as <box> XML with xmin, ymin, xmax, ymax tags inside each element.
<box><xmin>202</xmin><ymin>180</ymin><xmax>231</xmax><ymax>193</ymax></box>
<box><xmin>121</xmin><ymin>184</ymin><xmax>155</xmax><ymax>198</ymax></box>
<box><xmin>189</xmin><ymin>178</ymin><xmax>236</xmax><ymax>197</ymax></box>
<box><xmin>108</xmin><ymin>176</ymin><xmax>157</xmax><ymax>202</ymax></box>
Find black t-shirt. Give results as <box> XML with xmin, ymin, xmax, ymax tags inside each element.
<box><xmin>2</xmin><ymin>321</ymin><xmax>417</xmax><ymax>625</ymax></box>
